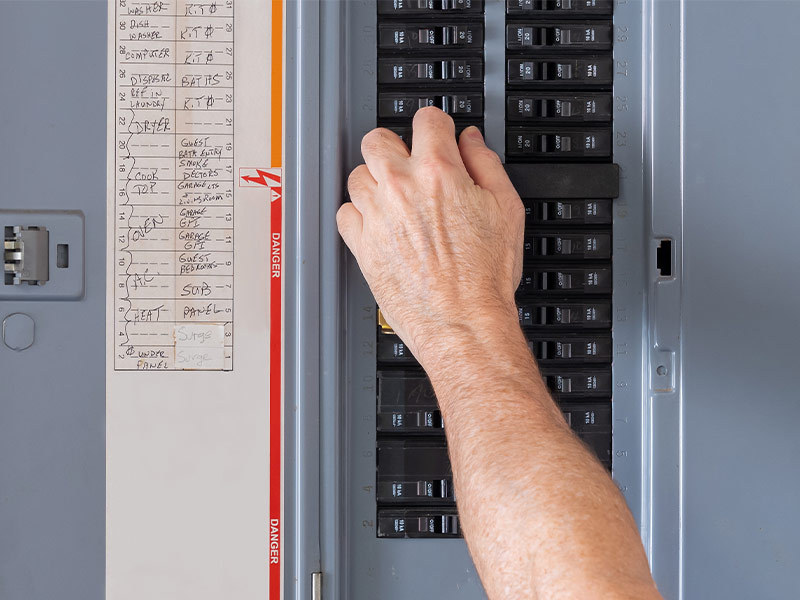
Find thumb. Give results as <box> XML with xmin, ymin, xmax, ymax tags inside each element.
<box><xmin>458</xmin><ymin>126</ymin><xmax>520</xmax><ymax>206</ymax></box>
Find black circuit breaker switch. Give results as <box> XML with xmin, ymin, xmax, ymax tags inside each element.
<box><xmin>530</xmin><ymin>335</ymin><xmax>612</xmax><ymax>362</ymax></box>
<box><xmin>507</xmin><ymin>0</ymin><xmax>612</xmax><ymax>14</ymax></box>
<box><xmin>378</xmin><ymin>509</ymin><xmax>461</xmax><ymax>538</ymax></box>
<box><xmin>507</xmin><ymin>128</ymin><xmax>612</xmax><ymax>158</ymax></box>
<box><xmin>378</xmin><ymin>57</ymin><xmax>483</xmax><ymax>83</ymax></box>
<box><xmin>518</xmin><ymin>267</ymin><xmax>612</xmax><ymax>294</ymax></box>
<box><xmin>506</xmin><ymin>23</ymin><xmax>612</xmax><ymax>50</ymax></box>
<box><xmin>507</xmin><ymin>94</ymin><xmax>612</xmax><ymax>122</ymax></box>
<box><xmin>378</xmin><ymin>333</ymin><xmax>418</xmax><ymax>364</ymax></box>
<box><xmin>525</xmin><ymin>199</ymin><xmax>612</xmax><ymax>225</ymax></box>
<box><xmin>543</xmin><ymin>369</ymin><xmax>613</xmax><ymax>397</ymax></box>
<box><xmin>377</xmin><ymin>440</ymin><xmax>454</xmax><ymax>504</ymax></box>
<box><xmin>378</xmin><ymin>93</ymin><xmax>483</xmax><ymax>118</ymax></box>
<box><xmin>562</xmin><ymin>403</ymin><xmax>611</xmax><ymax>433</ymax></box>
<box><xmin>379</xmin><ymin>0</ymin><xmax>484</xmax><ymax>14</ymax></box>
<box><xmin>525</xmin><ymin>231</ymin><xmax>612</xmax><ymax>260</ymax></box>
<box><xmin>377</xmin><ymin>372</ymin><xmax>443</xmax><ymax>433</ymax></box>
<box><xmin>507</xmin><ymin>57</ymin><xmax>613</xmax><ymax>85</ymax></box>
<box><xmin>379</xmin><ymin>23</ymin><xmax>484</xmax><ymax>49</ymax></box>
<box><xmin>4</xmin><ymin>226</ymin><xmax>49</xmax><ymax>286</ymax></box>
<box><xmin>518</xmin><ymin>300</ymin><xmax>612</xmax><ymax>328</ymax></box>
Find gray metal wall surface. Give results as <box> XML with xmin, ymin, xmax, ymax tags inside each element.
<box><xmin>0</xmin><ymin>2</ymin><xmax>106</xmax><ymax>599</ymax></box>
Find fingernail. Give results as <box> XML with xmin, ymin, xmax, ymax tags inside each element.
<box><xmin>463</xmin><ymin>126</ymin><xmax>483</xmax><ymax>141</ymax></box>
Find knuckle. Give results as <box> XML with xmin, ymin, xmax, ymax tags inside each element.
<box><xmin>360</xmin><ymin>130</ymin><xmax>381</xmax><ymax>155</ymax></box>
<box><xmin>347</xmin><ymin>165</ymin><xmax>367</xmax><ymax>190</ymax></box>
<box><xmin>417</xmin><ymin>151</ymin><xmax>456</xmax><ymax>174</ymax></box>
<box><xmin>512</xmin><ymin>197</ymin><xmax>525</xmax><ymax>220</ymax></box>
<box><xmin>483</xmin><ymin>147</ymin><xmax>502</xmax><ymax>165</ymax></box>
<box><xmin>336</xmin><ymin>203</ymin><xmax>350</xmax><ymax>225</ymax></box>
<box><xmin>361</xmin><ymin>127</ymin><xmax>396</xmax><ymax>154</ymax></box>
<box><xmin>415</xmin><ymin>105</ymin><xmax>451</xmax><ymax>124</ymax></box>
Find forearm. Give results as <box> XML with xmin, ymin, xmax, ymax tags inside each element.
<box><xmin>418</xmin><ymin>308</ymin><xmax>662</xmax><ymax>600</ymax></box>
<box><xmin>340</xmin><ymin>109</ymin><xmax>660</xmax><ymax>599</ymax></box>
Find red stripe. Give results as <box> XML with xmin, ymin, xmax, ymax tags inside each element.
<box><xmin>269</xmin><ymin>187</ymin><xmax>282</xmax><ymax>599</ymax></box>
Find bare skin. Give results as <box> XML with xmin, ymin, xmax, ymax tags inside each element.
<box><xmin>338</xmin><ymin>107</ymin><xmax>662</xmax><ymax>600</ymax></box>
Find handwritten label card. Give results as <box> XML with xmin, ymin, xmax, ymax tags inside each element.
<box><xmin>113</xmin><ymin>0</ymin><xmax>235</xmax><ymax>371</ymax></box>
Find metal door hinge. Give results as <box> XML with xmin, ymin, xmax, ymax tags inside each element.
<box><xmin>311</xmin><ymin>572</ymin><xmax>322</xmax><ymax>600</ymax></box>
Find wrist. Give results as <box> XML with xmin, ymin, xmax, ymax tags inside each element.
<box><xmin>411</xmin><ymin>297</ymin><xmax>521</xmax><ymax>367</ymax></box>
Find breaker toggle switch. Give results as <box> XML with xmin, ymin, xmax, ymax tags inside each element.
<box><xmin>378</xmin><ymin>57</ymin><xmax>483</xmax><ymax>83</ymax></box>
<box><xmin>507</xmin><ymin>128</ymin><xmax>612</xmax><ymax>158</ymax></box>
<box><xmin>378</xmin><ymin>0</ymin><xmax>483</xmax><ymax>13</ymax></box>
<box><xmin>526</xmin><ymin>232</ymin><xmax>612</xmax><ymax>259</ymax></box>
<box><xmin>379</xmin><ymin>23</ymin><xmax>484</xmax><ymax>49</ymax></box>
<box><xmin>378</xmin><ymin>93</ymin><xmax>483</xmax><ymax>118</ymax></box>
<box><xmin>532</xmin><ymin>336</ymin><xmax>611</xmax><ymax>362</ymax></box>
<box><xmin>518</xmin><ymin>267</ymin><xmax>612</xmax><ymax>295</ymax></box>
<box><xmin>422</xmin><ymin>25</ymin><xmax>474</xmax><ymax>46</ymax></box>
<box><xmin>507</xmin><ymin>0</ymin><xmax>612</xmax><ymax>14</ymax></box>
<box><xmin>542</xmin><ymin>369</ymin><xmax>613</xmax><ymax>397</ymax></box>
<box><xmin>379</xmin><ymin>478</ymin><xmax>454</xmax><ymax>500</ymax></box>
<box><xmin>525</xmin><ymin>199</ymin><xmax>612</xmax><ymax>225</ymax></box>
<box><xmin>507</xmin><ymin>94</ymin><xmax>612</xmax><ymax>122</ymax></box>
<box><xmin>518</xmin><ymin>301</ymin><xmax>611</xmax><ymax>328</ymax></box>
<box><xmin>508</xmin><ymin>57</ymin><xmax>613</xmax><ymax>85</ymax></box>
<box><xmin>378</xmin><ymin>510</ymin><xmax>461</xmax><ymax>538</ymax></box>
<box><xmin>506</xmin><ymin>24</ymin><xmax>612</xmax><ymax>49</ymax></box>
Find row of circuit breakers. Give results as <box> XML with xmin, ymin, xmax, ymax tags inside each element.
<box><xmin>373</xmin><ymin>0</ymin><xmax>616</xmax><ymax>538</ymax></box>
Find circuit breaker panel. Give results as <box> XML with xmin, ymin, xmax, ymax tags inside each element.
<box><xmin>372</xmin><ymin>0</ymin><xmax>618</xmax><ymax>540</ymax></box>
<box><xmin>295</xmin><ymin>0</ymin><xmax>649</xmax><ymax>597</ymax></box>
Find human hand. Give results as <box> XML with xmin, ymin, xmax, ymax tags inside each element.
<box><xmin>337</xmin><ymin>107</ymin><xmax>525</xmax><ymax>367</ymax></box>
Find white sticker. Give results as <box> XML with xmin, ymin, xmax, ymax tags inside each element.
<box><xmin>174</xmin><ymin>323</ymin><xmax>225</xmax><ymax>370</ymax></box>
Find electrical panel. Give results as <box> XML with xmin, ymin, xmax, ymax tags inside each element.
<box><xmin>374</xmin><ymin>0</ymin><xmax>616</xmax><ymax>540</ymax></box>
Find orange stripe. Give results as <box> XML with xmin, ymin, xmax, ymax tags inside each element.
<box><xmin>270</xmin><ymin>0</ymin><xmax>283</xmax><ymax>168</ymax></box>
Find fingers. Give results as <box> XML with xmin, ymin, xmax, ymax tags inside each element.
<box><xmin>411</xmin><ymin>107</ymin><xmax>465</xmax><ymax>170</ymax></box>
<box><xmin>347</xmin><ymin>164</ymin><xmax>378</xmax><ymax>215</ymax></box>
<box><xmin>361</xmin><ymin>127</ymin><xmax>410</xmax><ymax>181</ymax></box>
<box><xmin>336</xmin><ymin>202</ymin><xmax>363</xmax><ymax>258</ymax></box>
<box><xmin>458</xmin><ymin>126</ymin><xmax>520</xmax><ymax>205</ymax></box>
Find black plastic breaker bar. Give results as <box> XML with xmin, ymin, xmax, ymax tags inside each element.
<box><xmin>505</xmin><ymin>163</ymin><xmax>619</xmax><ymax>198</ymax></box>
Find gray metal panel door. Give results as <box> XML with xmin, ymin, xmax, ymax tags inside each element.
<box><xmin>0</xmin><ymin>2</ymin><xmax>106</xmax><ymax>599</ymax></box>
<box><xmin>681</xmin><ymin>1</ymin><xmax>800</xmax><ymax>598</ymax></box>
